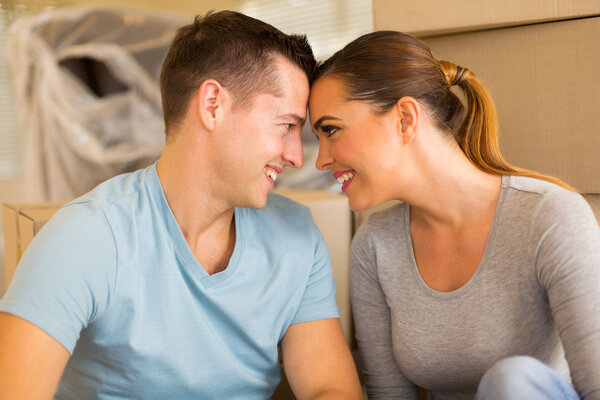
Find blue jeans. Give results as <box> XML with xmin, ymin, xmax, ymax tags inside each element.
<box><xmin>475</xmin><ymin>356</ymin><xmax>580</xmax><ymax>400</ymax></box>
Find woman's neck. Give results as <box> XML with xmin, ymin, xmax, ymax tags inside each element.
<box><xmin>396</xmin><ymin>131</ymin><xmax>502</xmax><ymax>230</ymax></box>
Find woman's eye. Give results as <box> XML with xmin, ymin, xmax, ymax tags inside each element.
<box><xmin>321</xmin><ymin>125</ymin><xmax>339</xmax><ymax>138</ymax></box>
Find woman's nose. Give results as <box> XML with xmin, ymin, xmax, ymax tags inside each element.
<box><xmin>315</xmin><ymin>140</ymin><xmax>333</xmax><ymax>171</ymax></box>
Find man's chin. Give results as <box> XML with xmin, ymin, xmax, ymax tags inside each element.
<box><xmin>248</xmin><ymin>200</ymin><xmax>268</xmax><ymax>210</ymax></box>
<box><xmin>238</xmin><ymin>192</ymin><xmax>269</xmax><ymax>210</ymax></box>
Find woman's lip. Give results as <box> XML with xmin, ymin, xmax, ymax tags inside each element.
<box><xmin>341</xmin><ymin>174</ymin><xmax>355</xmax><ymax>192</ymax></box>
<box><xmin>333</xmin><ymin>169</ymin><xmax>355</xmax><ymax>179</ymax></box>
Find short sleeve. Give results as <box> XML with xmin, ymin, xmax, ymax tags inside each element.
<box><xmin>0</xmin><ymin>200</ymin><xmax>118</xmax><ymax>353</ymax></box>
<box><xmin>291</xmin><ymin>218</ymin><xmax>339</xmax><ymax>325</ymax></box>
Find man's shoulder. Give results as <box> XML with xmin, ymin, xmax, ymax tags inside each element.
<box><xmin>50</xmin><ymin>167</ymin><xmax>154</xmax><ymax>234</ymax></box>
<box><xmin>266</xmin><ymin>191</ymin><xmax>311</xmax><ymax>212</ymax></box>
<box><xmin>242</xmin><ymin>192</ymin><xmax>315</xmax><ymax>235</ymax></box>
<box><xmin>57</xmin><ymin>167</ymin><xmax>153</xmax><ymax>219</ymax></box>
<box><xmin>250</xmin><ymin>192</ymin><xmax>312</xmax><ymax>221</ymax></box>
<box><xmin>77</xmin><ymin>167</ymin><xmax>150</xmax><ymax>205</ymax></box>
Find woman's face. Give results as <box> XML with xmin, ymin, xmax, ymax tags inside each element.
<box><xmin>309</xmin><ymin>77</ymin><xmax>403</xmax><ymax>210</ymax></box>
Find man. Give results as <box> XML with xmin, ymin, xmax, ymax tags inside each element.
<box><xmin>0</xmin><ymin>11</ymin><xmax>362</xmax><ymax>399</ymax></box>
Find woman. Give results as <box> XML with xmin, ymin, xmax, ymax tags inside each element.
<box><xmin>309</xmin><ymin>31</ymin><xmax>600</xmax><ymax>399</ymax></box>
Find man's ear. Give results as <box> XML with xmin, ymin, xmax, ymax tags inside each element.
<box><xmin>394</xmin><ymin>96</ymin><xmax>420</xmax><ymax>143</ymax></box>
<box><xmin>197</xmin><ymin>79</ymin><xmax>226</xmax><ymax>132</ymax></box>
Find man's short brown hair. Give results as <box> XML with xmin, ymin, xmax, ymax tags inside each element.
<box><xmin>159</xmin><ymin>10</ymin><xmax>316</xmax><ymax>135</ymax></box>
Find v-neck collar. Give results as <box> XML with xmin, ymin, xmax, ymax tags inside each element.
<box><xmin>146</xmin><ymin>163</ymin><xmax>244</xmax><ymax>288</ymax></box>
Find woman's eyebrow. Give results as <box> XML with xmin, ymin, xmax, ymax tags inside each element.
<box><xmin>312</xmin><ymin>116</ymin><xmax>342</xmax><ymax>131</ymax></box>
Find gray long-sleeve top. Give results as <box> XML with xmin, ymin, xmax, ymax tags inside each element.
<box><xmin>350</xmin><ymin>175</ymin><xmax>600</xmax><ymax>400</ymax></box>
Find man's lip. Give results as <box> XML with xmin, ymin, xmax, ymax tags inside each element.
<box><xmin>333</xmin><ymin>169</ymin><xmax>355</xmax><ymax>179</ymax></box>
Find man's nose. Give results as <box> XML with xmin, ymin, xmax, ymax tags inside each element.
<box><xmin>282</xmin><ymin>132</ymin><xmax>304</xmax><ymax>169</ymax></box>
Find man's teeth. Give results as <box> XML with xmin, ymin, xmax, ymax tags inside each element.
<box><xmin>264</xmin><ymin>168</ymin><xmax>278</xmax><ymax>182</ymax></box>
<box><xmin>337</xmin><ymin>172</ymin><xmax>355</xmax><ymax>184</ymax></box>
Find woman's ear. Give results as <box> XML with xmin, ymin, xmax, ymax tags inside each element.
<box><xmin>395</xmin><ymin>96</ymin><xmax>420</xmax><ymax>143</ymax></box>
<box><xmin>197</xmin><ymin>79</ymin><xmax>226</xmax><ymax>132</ymax></box>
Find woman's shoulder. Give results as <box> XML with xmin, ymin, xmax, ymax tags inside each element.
<box><xmin>505</xmin><ymin>175</ymin><xmax>585</xmax><ymax>208</ymax></box>
<box><xmin>361</xmin><ymin>201</ymin><xmax>405</xmax><ymax>228</ymax></box>
<box><xmin>506</xmin><ymin>175</ymin><xmax>571</xmax><ymax>195</ymax></box>
<box><xmin>353</xmin><ymin>202</ymin><xmax>407</xmax><ymax>246</ymax></box>
<box><xmin>505</xmin><ymin>175</ymin><xmax>596</xmax><ymax>229</ymax></box>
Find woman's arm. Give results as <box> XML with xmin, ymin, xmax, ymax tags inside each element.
<box><xmin>533</xmin><ymin>191</ymin><xmax>600</xmax><ymax>399</ymax></box>
<box><xmin>351</xmin><ymin>224</ymin><xmax>418</xmax><ymax>400</ymax></box>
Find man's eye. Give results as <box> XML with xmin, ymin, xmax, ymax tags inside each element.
<box><xmin>283</xmin><ymin>123</ymin><xmax>293</xmax><ymax>134</ymax></box>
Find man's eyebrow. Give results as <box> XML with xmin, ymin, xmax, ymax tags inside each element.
<box><xmin>312</xmin><ymin>116</ymin><xmax>342</xmax><ymax>131</ymax></box>
<box><xmin>278</xmin><ymin>113</ymin><xmax>305</xmax><ymax>126</ymax></box>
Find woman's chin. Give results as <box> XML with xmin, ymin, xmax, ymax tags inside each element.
<box><xmin>348</xmin><ymin>194</ymin><xmax>397</xmax><ymax>213</ymax></box>
<box><xmin>347</xmin><ymin>195</ymin><xmax>374</xmax><ymax>212</ymax></box>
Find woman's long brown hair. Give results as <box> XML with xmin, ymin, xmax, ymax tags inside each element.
<box><xmin>313</xmin><ymin>31</ymin><xmax>573</xmax><ymax>190</ymax></box>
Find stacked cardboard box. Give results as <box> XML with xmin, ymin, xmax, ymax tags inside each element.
<box><xmin>274</xmin><ymin>189</ymin><xmax>354</xmax><ymax>345</ymax></box>
<box><xmin>374</xmin><ymin>0</ymin><xmax>600</xmax><ymax>37</ymax></box>
<box><xmin>2</xmin><ymin>202</ymin><xmax>65</xmax><ymax>290</ymax></box>
<box><xmin>373</xmin><ymin>0</ymin><xmax>600</xmax><ymax>208</ymax></box>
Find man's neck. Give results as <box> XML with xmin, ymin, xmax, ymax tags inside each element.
<box><xmin>156</xmin><ymin>141</ymin><xmax>237</xmax><ymax>274</ymax></box>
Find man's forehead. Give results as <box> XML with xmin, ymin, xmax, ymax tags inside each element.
<box><xmin>254</xmin><ymin>80</ymin><xmax>308</xmax><ymax>111</ymax></box>
<box><xmin>234</xmin><ymin>56</ymin><xmax>309</xmax><ymax>118</ymax></box>
<box><xmin>238</xmin><ymin>89</ymin><xmax>307</xmax><ymax>121</ymax></box>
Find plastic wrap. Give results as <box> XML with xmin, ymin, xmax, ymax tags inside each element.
<box><xmin>7</xmin><ymin>4</ymin><xmax>189</xmax><ymax>201</ymax></box>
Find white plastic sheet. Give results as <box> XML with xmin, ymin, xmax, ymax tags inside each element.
<box><xmin>7</xmin><ymin>4</ymin><xmax>188</xmax><ymax>201</ymax></box>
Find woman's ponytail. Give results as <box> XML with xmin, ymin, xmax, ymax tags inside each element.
<box><xmin>439</xmin><ymin>60</ymin><xmax>573</xmax><ymax>190</ymax></box>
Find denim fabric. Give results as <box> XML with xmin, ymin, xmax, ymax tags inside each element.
<box><xmin>475</xmin><ymin>356</ymin><xmax>579</xmax><ymax>400</ymax></box>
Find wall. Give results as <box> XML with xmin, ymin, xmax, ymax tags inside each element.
<box><xmin>72</xmin><ymin>0</ymin><xmax>235</xmax><ymax>16</ymax></box>
<box><xmin>372</xmin><ymin>1</ymin><xmax>600</xmax><ymax>195</ymax></box>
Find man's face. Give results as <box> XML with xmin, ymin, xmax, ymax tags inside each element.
<box><xmin>213</xmin><ymin>56</ymin><xmax>310</xmax><ymax>209</ymax></box>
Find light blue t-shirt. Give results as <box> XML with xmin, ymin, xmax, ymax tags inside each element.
<box><xmin>0</xmin><ymin>163</ymin><xmax>339</xmax><ymax>399</ymax></box>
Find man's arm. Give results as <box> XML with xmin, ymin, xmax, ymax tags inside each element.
<box><xmin>281</xmin><ymin>318</ymin><xmax>362</xmax><ymax>400</ymax></box>
<box><xmin>0</xmin><ymin>312</ymin><xmax>70</xmax><ymax>400</ymax></box>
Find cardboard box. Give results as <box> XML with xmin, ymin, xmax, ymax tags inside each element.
<box><xmin>276</xmin><ymin>189</ymin><xmax>354</xmax><ymax>345</ymax></box>
<box><xmin>272</xmin><ymin>190</ymin><xmax>354</xmax><ymax>400</ymax></box>
<box><xmin>422</xmin><ymin>17</ymin><xmax>600</xmax><ymax>193</ymax></box>
<box><xmin>584</xmin><ymin>195</ymin><xmax>600</xmax><ymax>225</ymax></box>
<box><xmin>2</xmin><ymin>202</ymin><xmax>64</xmax><ymax>290</ymax></box>
<box><xmin>374</xmin><ymin>0</ymin><xmax>600</xmax><ymax>37</ymax></box>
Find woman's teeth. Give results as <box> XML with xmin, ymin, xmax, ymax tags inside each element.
<box><xmin>337</xmin><ymin>172</ymin><xmax>355</xmax><ymax>184</ymax></box>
